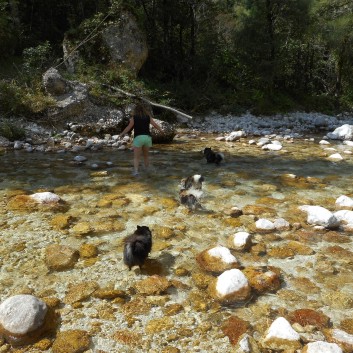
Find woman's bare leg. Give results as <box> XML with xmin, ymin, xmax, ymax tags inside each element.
<box><xmin>134</xmin><ymin>147</ymin><xmax>142</xmax><ymax>174</ymax></box>
<box><xmin>142</xmin><ymin>146</ymin><xmax>150</xmax><ymax>169</ymax></box>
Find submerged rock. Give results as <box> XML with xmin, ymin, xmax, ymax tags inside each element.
<box><xmin>0</xmin><ymin>295</ymin><xmax>48</xmax><ymax>346</ymax></box>
<box><xmin>324</xmin><ymin>328</ymin><xmax>353</xmax><ymax>353</ymax></box>
<box><xmin>52</xmin><ymin>329</ymin><xmax>91</xmax><ymax>353</ymax></box>
<box><xmin>243</xmin><ymin>266</ymin><xmax>281</xmax><ymax>294</ymax></box>
<box><xmin>227</xmin><ymin>231</ymin><xmax>252</xmax><ymax>251</ymax></box>
<box><xmin>45</xmin><ymin>244</ymin><xmax>79</xmax><ymax>271</ymax></box>
<box><xmin>209</xmin><ymin>269</ymin><xmax>251</xmax><ymax>303</ymax></box>
<box><xmin>299</xmin><ymin>205</ymin><xmax>339</xmax><ymax>229</ymax></box>
<box><xmin>261</xmin><ymin>317</ymin><xmax>302</xmax><ymax>351</ymax></box>
<box><xmin>196</xmin><ymin>246</ymin><xmax>240</xmax><ymax>273</ymax></box>
<box><xmin>302</xmin><ymin>341</ymin><xmax>343</xmax><ymax>353</ymax></box>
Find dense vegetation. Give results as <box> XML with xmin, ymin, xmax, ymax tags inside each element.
<box><xmin>0</xmin><ymin>0</ymin><xmax>353</xmax><ymax>118</ymax></box>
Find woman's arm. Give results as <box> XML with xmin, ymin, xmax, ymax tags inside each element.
<box><xmin>119</xmin><ymin>118</ymin><xmax>134</xmax><ymax>136</ymax></box>
<box><xmin>150</xmin><ymin>117</ymin><xmax>163</xmax><ymax>133</ymax></box>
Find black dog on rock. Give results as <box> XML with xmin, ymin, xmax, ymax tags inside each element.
<box><xmin>203</xmin><ymin>147</ymin><xmax>224</xmax><ymax>165</ymax></box>
<box><xmin>123</xmin><ymin>225</ymin><xmax>152</xmax><ymax>270</ymax></box>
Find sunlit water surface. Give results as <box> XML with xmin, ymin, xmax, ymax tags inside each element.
<box><xmin>0</xmin><ymin>133</ymin><xmax>352</xmax><ymax>352</ymax></box>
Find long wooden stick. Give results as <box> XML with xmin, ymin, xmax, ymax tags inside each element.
<box><xmin>102</xmin><ymin>84</ymin><xmax>193</xmax><ymax>120</ymax></box>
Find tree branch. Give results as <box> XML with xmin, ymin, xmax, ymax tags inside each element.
<box><xmin>102</xmin><ymin>84</ymin><xmax>193</xmax><ymax>120</ymax></box>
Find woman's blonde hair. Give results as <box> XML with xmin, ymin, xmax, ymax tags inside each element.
<box><xmin>133</xmin><ymin>102</ymin><xmax>151</xmax><ymax>117</ymax></box>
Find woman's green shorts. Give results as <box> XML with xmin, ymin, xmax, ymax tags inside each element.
<box><xmin>133</xmin><ymin>135</ymin><xmax>152</xmax><ymax>148</ymax></box>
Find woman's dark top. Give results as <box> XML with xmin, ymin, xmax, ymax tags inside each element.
<box><xmin>133</xmin><ymin>115</ymin><xmax>151</xmax><ymax>137</ymax></box>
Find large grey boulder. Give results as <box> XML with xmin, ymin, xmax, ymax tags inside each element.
<box><xmin>63</xmin><ymin>11</ymin><xmax>148</xmax><ymax>75</ymax></box>
<box><xmin>42</xmin><ymin>68</ymin><xmax>90</xmax><ymax>121</ymax></box>
<box><xmin>43</xmin><ymin>67</ymin><xmax>70</xmax><ymax>96</ymax></box>
<box><xmin>151</xmin><ymin>119</ymin><xmax>176</xmax><ymax>143</ymax></box>
<box><xmin>101</xmin><ymin>12</ymin><xmax>148</xmax><ymax>73</ymax></box>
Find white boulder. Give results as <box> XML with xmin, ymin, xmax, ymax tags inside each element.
<box><xmin>262</xmin><ymin>317</ymin><xmax>301</xmax><ymax>350</ymax></box>
<box><xmin>273</xmin><ymin>218</ymin><xmax>290</xmax><ymax>230</ymax></box>
<box><xmin>29</xmin><ymin>191</ymin><xmax>61</xmax><ymax>204</ymax></box>
<box><xmin>255</xmin><ymin>218</ymin><xmax>275</xmax><ymax>231</ymax></box>
<box><xmin>210</xmin><ymin>269</ymin><xmax>251</xmax><ymax>302</ymax></box>
<box><xmin>262</xmin><ymin>143</ymin><xmax>282</xmax><ymax>151</ymax></box>
<box><xmin>335</xmin><ymin>195</ymin><xmax>353</xmax><ymax>209</ymax></box>
<box><xmin>225</xmin><ymin>131</ymin><xmax>244</xmax><ymax>141</ymax></box>
<box><xmin>327</xmin><ymin>124</ymin><xmax>353</xmax><ymax>140</ymax></box>
<box><xmin>302</xmin><ymin>341</ymin><xmax>343</xmax><ymax>353</ymax></box>
<box><xmin>207</xmin><ymin>246</ymin><xmax>237</xmax><ymax>264</ymax></box>
<box><xmin>299</xmin><ymin>205</ymin><xmax>339</xmax><ymax>229</ymax></box>
<box><xmin>228</xmin><ymin>231</ymin><xmax>252</xmax><ymax>251</ymax></box>
<box><xmin>328</xmin><ymin>153</ymin><xmax>343</xmax><ymax>161</ymax></box>
<box><xmin>0</xmin><ymin>295</ymin><xmax>47</xmax><ymax>335</ymax></box>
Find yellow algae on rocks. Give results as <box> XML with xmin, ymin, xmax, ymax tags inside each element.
<box><xmin>321</xmin><ymin>291</ymin><xmax>353</xmax><ymax>309</ymax></box>
<box><xmin>242</xmin><ymin>204</ymin><xmax>277</xmax><ymax>217</ymax></box>
<box><xmin>79</xmin><ymin>243</ymin><xmax>98</xmax><ymax>258</ymax></box>
<box><xmin>7</xmin><ymin>194</ymin><xmax>37</xmax><ymax>211</ymax></box>
<box><xmin>340</xmin><ymin>319</ymin><xmax>353</xmax><ymax>335</ymax></box>
<box><xmin>145</xmin><ymin>317</ymin><xmax>174</xmax><ymax>334</ymax></box>
<box><xmin>112</xmin><ymin>330</ymin><xmax>143</xmax><ymax>345</ymax></box>
<box><xmin>96</xmin><ymin>198</ymin><xmax>112</xmax><ymax>208</ymax></box>
<box><xmin>163</xmin><ymin>303</ymin><xmax>184</xmax><ymax>316</ymax></box>
<box><xmin>45</xmin><ymin>244</ymin><xmax>79</xmax><ymax>271</ymax></box>
<box><xmin>243</xmin><ymin>266</ymin><xmax>281</xmax><ymax>294</ymax></box>
<box><xmin>122</xmin><ymin>297</ymin><xmax>152</xmax><ymax>316</ymax></box>
<box><xmin>153</xmin><ymin>240</ymin><xmax>171</xmax><ymax>252</ymax></box>
<box><xmin>71</xmin><ymin>221</ymin><xmax>92</xmax><ymax>236</ymax></box>
<box><xmin>33</xmin><ymin>338</ymin><xmax>52</xmax><ymax>350</ymax></box>
<box><xmin>157</xmin><ymin>197</ymin><xmax>179</xmax><ymax>210</ymax></box>
<box><xmin>134</xmin><ymin>275</ymin><xmax>171</xmax><ymax>295</ymax></box>
<box><xmin>92</xmin><ymin>218</ymin><xmax>125</xmax><ymax>234</ymax></box>
<box><xmin>289</xmin><ymin>277</ymin><xmax>321</xmax><ymax>294</ymax></box>
<box><xmin>141</xmin><ymin>205</ymin><xmax>160</xmax><ymax>215</ymax></box>
<box><xmin>192</xmin><ymin>272</ymin><xmax>214</xmax><ymax>289</ymax></box>
<box><xmin>63</xmin><ymin>281</ymin><xmax>99</xmax><ymax>304</ymax></box>
<box><xmin>52</xmin><ymin>330</ymin><xmax>91</xmax><ymax>353</ymax></box>
<box><xmin>92</xmin><ymin>288</ymin><xmax>126</xmax><ymax>300</ymax></box>
<box><xmin>223</xmin><ymin>217</ymin><xmax>242</xmax><ymax>227</ymax></box>
<box><xmin>153</xmin><ymin>225</ymin><xmax>175</xmax><ymax>239</ymax></box>
<box><xmin>51</xmin><ymin>214</ymin><xmax>74</xmax><ymax>230</ymax></box>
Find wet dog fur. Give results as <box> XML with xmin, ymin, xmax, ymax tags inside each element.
<box><xmin>203</xmin><ymin>147</ymin><xmax>224</xmax><ymax>165</ymax></box>
<box><xmin>123</xmin><ymin>225</ymin><xmax>152</xmax><ymax>270</ymax></box>
<box><xmin>180</xmin><ymin>174</ymin><xmax>204</xmax><ymax>191</ymax></box>
<box><xmin>179</xmin><ymin>174</ymin><xmax>204</xmax><ymax>210</ymax></box>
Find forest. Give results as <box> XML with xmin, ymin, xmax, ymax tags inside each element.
<box><xmin>0</xmin><ymin>0</ymin><xmax>353</xmax><ymax>118</ymax></box>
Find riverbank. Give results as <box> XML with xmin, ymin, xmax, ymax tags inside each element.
<box><xmin>1</xmin><ymin>111</ymin><xmax>353</xmax><ymax>153</ymax></box>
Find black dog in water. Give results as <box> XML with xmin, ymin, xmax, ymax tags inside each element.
<box><xmin>203</xmin><ymin>147</ymin><xmax>224</xmax><ymax>165</ymax></box>
<box><xmin>123</xmin><ymin>225</ymin><xmax>152</xmax><ymax>270</ymax></box>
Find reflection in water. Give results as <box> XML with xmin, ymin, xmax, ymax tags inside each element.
<box><xmin>0</xmin><ymin>134</ymin><xmax>352</xmax><ymax>351</ymax></box>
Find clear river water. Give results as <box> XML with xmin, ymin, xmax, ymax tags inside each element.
<box><xmin>0</xmin><ymin>132</ymin><xmax>352</xmax><ymax>352</ymax></box>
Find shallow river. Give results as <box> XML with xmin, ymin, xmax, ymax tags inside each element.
<box><xmin>0</xmin><ymin>132</ymin><xmax>352</xmax><ymax>352</ymax></box>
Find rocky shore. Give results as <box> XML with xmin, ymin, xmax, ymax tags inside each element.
<box><xmin>0</xmin><ymin>111</ymin><xmax>353</xmax><ymax>154</ymax></box>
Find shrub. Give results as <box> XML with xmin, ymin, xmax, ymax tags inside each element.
<box><xmin>0</xmin><ymin>119</ymin><xmax>25</xmax><ymax>141</ymax></box>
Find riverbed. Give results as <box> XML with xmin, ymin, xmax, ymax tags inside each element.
<box><xmin>0</xmin><ymin>131</ymin><xmax>352</xmax><ymax>352</ymax></box>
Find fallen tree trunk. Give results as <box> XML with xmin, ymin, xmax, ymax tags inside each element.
<box><xmin>102</xmin><ymin>84</ymin><xmax>193</xmax><ymax>120</ymax></box>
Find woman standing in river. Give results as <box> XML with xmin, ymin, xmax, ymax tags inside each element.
<box><xmin>120</xmin><ymin>102</ymin><xmax>163</xmax><ymax>176</ymax></box>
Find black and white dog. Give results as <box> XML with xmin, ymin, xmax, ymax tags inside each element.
<box><xmin>123</xmin><ymin>225</ymin><xmax>152</xmax><ymax>270</ymax></box>
<box><xmin>180</xmin><ymin>174</ymin><xmax>204</xmax><ymax>191</ymax></box>
<box><xmin>203</xmin><ymin>147</ymin><xmax>224</xmax><ymax>165</ymax></box>
<box><xmin>179</xmin><ymin>174</ymin><xmax>204</xmax><ymax>210</ymax></box>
